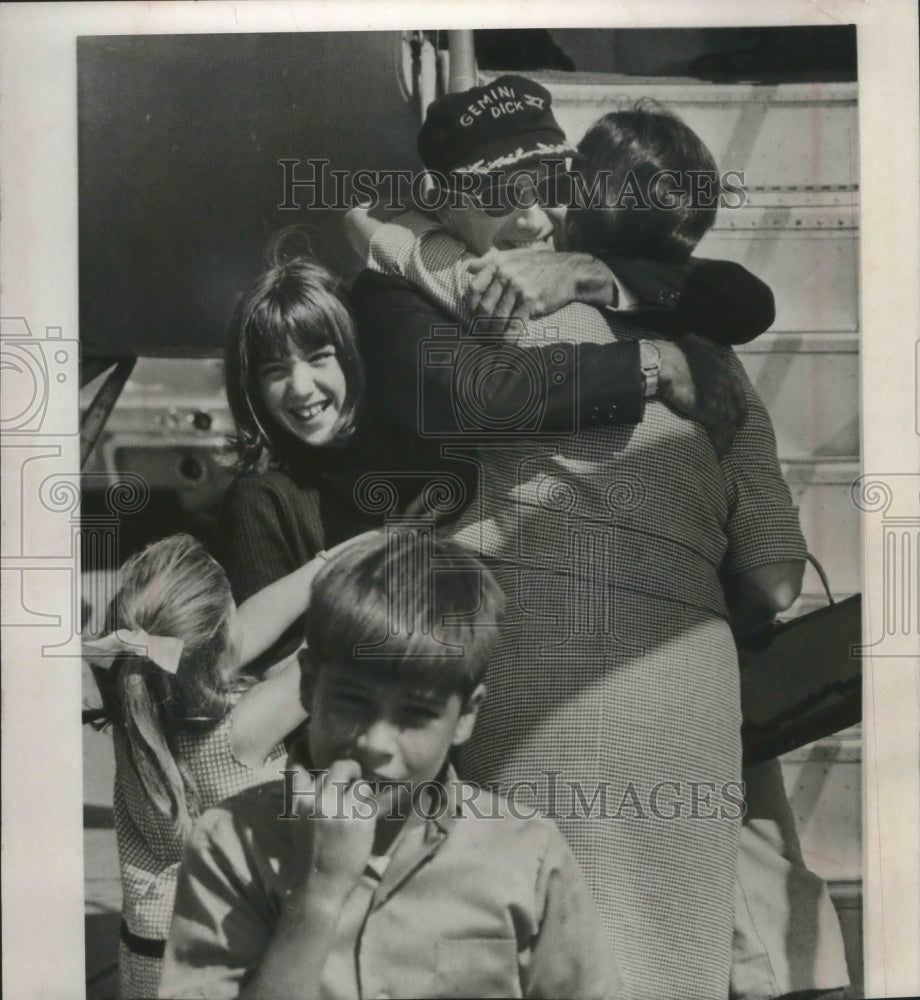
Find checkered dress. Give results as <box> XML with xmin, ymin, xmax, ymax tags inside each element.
<box><xmin>114</xmin><ymin>689</ymin><xmax>286</xmax><ymax>999</ymax></box>
<box><xmin>370</xmin><ymin>218</ymin><xmax>806</xmax><ymax>1000</ymax></box>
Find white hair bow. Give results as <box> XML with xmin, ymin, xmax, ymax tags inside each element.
<box><xmin>82</xmin><ymin>629</ymin><xmax>185</xmax><ymax>675</ymax></box>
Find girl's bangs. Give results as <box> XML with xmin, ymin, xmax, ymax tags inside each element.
<box><xmin>248</xmin><ymin>300</ymin><xmax>335</xmax><ymax>364</ymax></box>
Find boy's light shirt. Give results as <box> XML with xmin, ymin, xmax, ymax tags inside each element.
<box><xmin>158</xmin><ymin>769</ymin><xmax>622</xmax><ymax>999</ymax></box>
<box><xmin>319</xmin><ymin>850</ymin><xmax>396</xmax><ymax>999</ymax></box>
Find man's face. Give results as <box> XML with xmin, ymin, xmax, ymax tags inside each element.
<box><xmin>439</xmin><ymin>169</ymin><xmax>560</xmax><ymax>255</ymax></box>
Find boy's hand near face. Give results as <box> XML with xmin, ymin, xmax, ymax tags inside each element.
<box><xmin>238</xmin><ymin>756</ymin><xmax>375</xmax><ymax>999</ymax></box>
<box><xmin>287</xmin><ymin>756</ymin><xmax>377</xmax><ymax>887</ymax></box>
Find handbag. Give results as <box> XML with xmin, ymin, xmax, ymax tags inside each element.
<box><xmin>739</xmin><ymin>555</ymin><xmax>861</xmax><ymax>766</ymax></box>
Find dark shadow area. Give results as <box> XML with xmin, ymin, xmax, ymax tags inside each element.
<box><xmin>85</xmin><ymin>912</ymin><xmax>120</xmax><ymax>1000</ymax></box>
<box><xmin>475</xmin><ymin>26</ymin><xmax>857</xmax><ymax>83</ymax></box>
<box><xmin>84</xmin><ymin>804</ymin><xmax>115</xmax><ymax>829</ymax></box>
<box><xmin>79</xmin><ymin>32</ymin><xmax>420</xmax><ymax>360</ymax></box>
<box><xmin>81</xmin><ymin>486</ymin><xmax>219</xmax><ymax>564</ymax></box>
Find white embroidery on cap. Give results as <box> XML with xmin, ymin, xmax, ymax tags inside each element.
<box><xmin>453</xmin><ymin>141</ymin><xmax>575</xmax><ymax>174</ymax></box>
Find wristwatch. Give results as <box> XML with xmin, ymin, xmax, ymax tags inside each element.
<box><xmin>639</xmin><ymin>340</ymin><xmax>661</xmax><ymax>398</ymax></box>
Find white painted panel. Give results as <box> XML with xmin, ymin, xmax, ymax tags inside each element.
<box><xmin>736</xmin><ymin>333</ymin><xmax>859</xmax><ymax>460</ymax></box>
<box><xmin>542</xmin><ymin>79</ymin><xmax>859</xmax><ymax>189</ymax></box>
<box><xmin>784</xmin><ymin>461</ymin><xmax>862</xmax><ymax>598</ymax></box>
<box><xmin>698</xmin><ymin>230</ymin><xmax>859</xmax><ymax>333</ymax></box>
<box><xmin>781</xmin><ymin>729</ymin><xmax>862</xmax><ymax>881</ymax></box>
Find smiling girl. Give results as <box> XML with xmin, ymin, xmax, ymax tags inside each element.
<box><xmin>217</xmin><ymin>237</ymin><xmax>367</xmax><ymax>675</ymax></box>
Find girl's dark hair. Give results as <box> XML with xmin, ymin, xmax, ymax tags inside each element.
<box><xmin>570</xmin><ymin>101</ymin><xmax>720</xmax><ymax>263</ymax></box>
<box><xmin>91</xmin><ymin>534</ymin><xmax>237</xmax><ymax>838</ymax></box>
<box><xmin>225</xmin><ymin>230</ymin><xmax>364</xmax><ymax>472</ymax></box>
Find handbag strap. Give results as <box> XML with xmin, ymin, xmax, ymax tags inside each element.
<box><xmin>806</xmin><ymin>552</ymin><xmax>835</xmax><ymax>606</ymax></box>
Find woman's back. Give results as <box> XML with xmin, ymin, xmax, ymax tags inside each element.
<box><xmin>453</xmin><ymin>302</ymin><xmax>803</xmax><ymax>1000</ymax></box>
<box><xmin>450</xmin><ymin>306</ymin><xmax>735</xmax><ymax>615</ymax></box>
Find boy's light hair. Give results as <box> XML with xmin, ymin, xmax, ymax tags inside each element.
<box><xmin>303</xmin><ymin>532</ymin><xmax>505</xmax><ymax>701</ymax></box>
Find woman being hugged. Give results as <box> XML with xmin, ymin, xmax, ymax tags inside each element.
<box><xmin>218</xmin><ymin>238</ymin><xmax>366</xmax><ymax>675</ymax></box>
<box><xmin>87</xmin><ymin>532</ymin><xmax>337</xmax><ymax>998</ymax></box>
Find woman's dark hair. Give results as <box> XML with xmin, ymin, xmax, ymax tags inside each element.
<box><xmin>225</xmin><ymin>230</ymin><xmax>364</xmax><ymax>471</ymax></box>
<box><xmin>569</xmin><ymin>101</ymin><xmax>720</xmax><ymax>263</ymax></box>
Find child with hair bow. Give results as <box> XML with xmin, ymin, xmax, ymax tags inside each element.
<box><xmin>84</xmin><ymin>531</ymin><xmax>361</xmax><ymax>999</ymax></box>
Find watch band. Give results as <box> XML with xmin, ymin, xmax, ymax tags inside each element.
<box><xmin>639</xmin><ymin>339</ymin><xmax>661</xmax><ymax>398</ymax></box>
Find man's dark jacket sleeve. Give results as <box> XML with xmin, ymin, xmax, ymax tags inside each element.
<box><xmin>351</xmin><ymin>269</ymin><xmax>645</xmax><ymax>433</ymax></box>
<box><xmin>602</xmin><ymin>256</ymin><xmax>775</xmax><ymax>345</ymax></box>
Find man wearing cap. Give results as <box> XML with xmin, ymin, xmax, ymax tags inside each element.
<box><xmin>348</xmin><ymin>74</ymin><xmax>773</xmax><ymax>463</ymax></box>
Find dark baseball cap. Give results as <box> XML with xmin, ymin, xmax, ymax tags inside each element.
<box><xmin>417</xmin><ymin>75</ymin><xmax>575</xmax><ymax>179</ymax></box>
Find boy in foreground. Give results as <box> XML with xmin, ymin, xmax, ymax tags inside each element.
<box><xmin>159</xmin><ymin>531</ymin><xmax>620</xmax><ymax>999</ymax></box>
